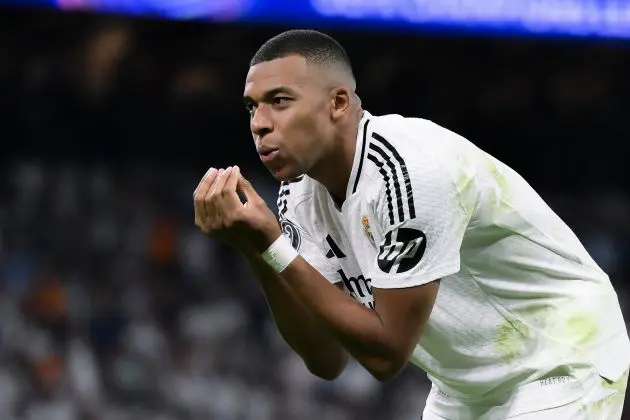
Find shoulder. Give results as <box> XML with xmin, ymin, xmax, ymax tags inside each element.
<box><xmin>358</xmin><ymin>113</ymin><xmax>440</xmax><ymax>192</ymax></box>
<box><xmin>367</xmin><ymin>112</ymin><xmax>468</xmax><ymax>158</ymax></box>
<box><xmin>359</xmin><ymin>113</ymin><xmax>478</xmax><ymax>225</ymax></box>
<box><xmin>360</xmin><ymin>112</ymin><xmax>478</xmax><ymax>183</ymax></box>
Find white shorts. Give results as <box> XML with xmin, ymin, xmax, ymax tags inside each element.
<box><xmin>422</xmin><ymin>369</ymin><xmax>628</xmax><ymax>420</ymax></box>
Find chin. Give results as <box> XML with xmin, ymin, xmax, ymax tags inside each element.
<box><xmin>268</xmin><ymin>164</ymin><xmax>305</xmax><ymax>182</ymax></box>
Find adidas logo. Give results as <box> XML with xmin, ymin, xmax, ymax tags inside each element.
<box><xmin>325</xmin><ymin>234</ymin><xmax>346</xmax><ymax>259</ymax></box>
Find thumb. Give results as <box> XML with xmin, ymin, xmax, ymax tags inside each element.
<box><xmin>237</xmin><ymin>173</ymin><xmax>262</xmax><ymax>203</ymax></box>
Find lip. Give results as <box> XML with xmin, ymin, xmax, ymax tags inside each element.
<box><xmin>259</xmin><ymin>149</ymin><xmax>280</xmax><ymax>163</ymax></box>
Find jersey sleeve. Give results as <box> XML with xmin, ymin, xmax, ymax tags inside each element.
<box><xmin>367</xmin><ymin>130</ymin><xmax>476</xmax><ymax>289</ymax></box>
<box><xmin>277</xmin><ymin>181</ymin><xmax>342</xmax><ymax>284</ymax></box>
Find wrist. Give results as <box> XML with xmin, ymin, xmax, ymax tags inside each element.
<box><xmin>260</xmin><ymin>234</ymin><xmax>299</xmax><ymax>273</ymax></box>
<box><xmin>255</xmin><ymin>223</ymin><xmax>283</xmax><ymax>253</ymax></box>
<box><xmin>240</xmin><ymin>225</ymin><xmax>282</xmax><ymax>257</ymax></box>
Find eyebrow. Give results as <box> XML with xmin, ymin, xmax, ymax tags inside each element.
<box><xmin>243</xmin><ymin>86</ymin><xmax>295</xmax><ymax>106</ymax></box>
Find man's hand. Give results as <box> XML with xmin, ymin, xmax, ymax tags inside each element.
<box><xmin>194</xmin><ymin>166</ymin><xmax>282</xmax><ymax>253</ymax></box>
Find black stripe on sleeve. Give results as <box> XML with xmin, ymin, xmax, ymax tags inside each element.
<box><xmin>367</xmin><ymin>153</ymin><xmax>395</xmax><ymax>225</ymax></box>
<box><xmin>368</xmin><ymin>142</ymin><xmax>405</xmax><ymax>223</ymax></box>
<box><xmin>371</xmin><ymin>132</ymin><xmax>416</xmax><ymax>219</ymax></box>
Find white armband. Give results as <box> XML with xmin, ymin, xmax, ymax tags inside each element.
<box><xmin>261</xmin><ymin>234</ymin><xmax>299</xmax><ymax>273</ymax></box>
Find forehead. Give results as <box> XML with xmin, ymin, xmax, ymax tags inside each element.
<box><xmin>244</xmin><ymin>55</ymin><xmax>312</xmax><ymax>97</ymax></box>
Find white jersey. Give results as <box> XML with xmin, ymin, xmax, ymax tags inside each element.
<box><xmin>276</xmin><ymin>111</ymin><xmax>630</xmax><ymax>410</ymax></box>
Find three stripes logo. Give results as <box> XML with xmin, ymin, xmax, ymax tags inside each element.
<box><xmin>365</xmin><ymin>132</ymin><xmax>426</xmax><ymax>273</ymax></box>
<box><xmin>377</xmin><ymin>227</ymin><xmax>427</xmax><ymax>274</ymax></box>
<box><xmin>366</xmin><ymin>132</ymin><xmax>416</xmax><ymax>226</ymax></box>
<box><xmin>325</xmin><ymin>234</ymin><xmax>346</xmax><ymax>259</ymax></box>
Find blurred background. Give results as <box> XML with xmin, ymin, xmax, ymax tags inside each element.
<box><xmin>0</xmin><ymin>1</ymin><xmax>629</xmax><ymax>419</ymax></box>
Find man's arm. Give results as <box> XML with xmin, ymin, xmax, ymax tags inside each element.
<box><xmin>260</xmin><ymin>123</ymin><xmax>472</xmax><ymax>381</ymax></box>
<box><xmin>192</xmin><ymin>165</ymin><xmax>449</xmax><ymax>382</ymax></box>
<box><xmin>280</xmin><ymin>256</ymin><xmax>439</xmax><ymax>381</ymax></box>
<box><xmin>244</xmin><ymin>250</ymin><xmax>349</xmax><ymax>380</ymax></box>
<box><xmin>193</xmin><ymin>166</ymin><xmax>349</xmax><ymax>380</ymax></box>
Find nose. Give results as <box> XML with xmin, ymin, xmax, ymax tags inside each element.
<box><xmin>250</xmin><ymin>107</ymin><xmax>273</xmax><ymax>139</ymax></box>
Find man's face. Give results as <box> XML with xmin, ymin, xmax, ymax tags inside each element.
<box><xmin>243</xmin><ymin>55</ymin><xmax>333</xmax><ymax>181</ymax></box>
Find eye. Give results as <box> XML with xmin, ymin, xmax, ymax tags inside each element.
<box><xmin>272</xmin><ymin>97</ymin><xmax>291</xmax><ymax>107</ymax></box>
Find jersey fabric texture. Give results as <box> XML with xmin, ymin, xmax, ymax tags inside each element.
<box><xmin>276</xmin><ymin>110</ymin><xmax>630</xmax><ymax>415</ymax></box>
<box><xmin>423</xmin><ymin>369</ymin><xmax>628</xmax><ymax>419</ymax></box>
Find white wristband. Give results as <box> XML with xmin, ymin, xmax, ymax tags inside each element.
<box><xmin>261</xmin><ymin>234</ymin><xmax>299</xmax><ymax>273</ymax></box>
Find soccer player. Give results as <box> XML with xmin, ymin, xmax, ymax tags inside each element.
<box><xmin>193</xmin><ymin>30</ymin><xmax>630</xmax><ymax>419</ymax></box>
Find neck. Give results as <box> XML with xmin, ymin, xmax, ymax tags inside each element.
<box><xmin>308</xmin><ymin>107</ymin><xmax>364</xmax><ymax>204</ymax></box>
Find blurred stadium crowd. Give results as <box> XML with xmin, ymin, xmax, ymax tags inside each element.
<box><xmin>0</xmin><ymin>6</ymin><xmax>629</xmax><ymax>420</ymax></box>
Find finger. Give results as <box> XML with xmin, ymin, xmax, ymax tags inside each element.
<box><xmin>217</xmin><ymin>166</ymin><xmax>245</xmax><ymax>218</ymax></box>
<box><xmin>204</xmin><ymin>168</ymin><xmax>228</xmax><ymax>225</ymax></box>
<box><xmin>194</xmin><ymin>167</ymin><xmax>217</xmax><ymax>198</ymax></box>
<box><xmin>237</xmin><ymin>173</ymin><xmax>263</xmax><ymax>204</ymax></box>
<box><xmin>210</xmin><ymin>167</ymin><xmax>232</xmax><ymax>196</ymax></box>
<box><xmin>194</xmin><ymin>167</ymin><xmax>218</xmax><ymax>224</ymax></box>
<box><xmin>225</xmin><ymin>165</ymin><xmax>240</xmax><ymax>193</ymax></box>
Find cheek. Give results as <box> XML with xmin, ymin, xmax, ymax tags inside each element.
<box><xmin>289</xmin><ymin>131</ymin><xmax>316</xmax><ymax>162</ymax></box>
<box><xmin>288</xmin><ymin>115</ymin><xmax>319</xmax><ymax>149</ymax></box>
<box><xmin>282</xmin><ymin>107</ymin><xmax>326</xmax><ymax>159</ymax></box>
<box><xmin>300</xmin><ymin>122</ymin><xmax>325</xmax><ymax>154</ymax></box>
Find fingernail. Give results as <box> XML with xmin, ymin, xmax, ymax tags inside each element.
<box><xmin>234</xmin><ymin>165</ymin><xmax>240</xmax><ymax>173</ymax></box>
<box><xmin>218</xmin><ymin>168</ymin><xmax>224</xmax><ymax>175</ymax></box>
<box><xmin>202</xmin><ymin>168</ymin><xmax>215</xmax><ymax>180</ymax></box>
<box><xmin>208</xmin><ymin>167</ymin><xmax>217</xmax><ymax>175</ymax></box>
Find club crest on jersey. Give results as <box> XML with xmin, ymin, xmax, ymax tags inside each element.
<box><xmin>280</xmin><ymin>218</ymin><xmax>301</xmax><ymax>251</ymax></box>
<box><xmin>362</xmin><ymin>216</ymin><xmax>375</xmax><ymax>246</ymax></box>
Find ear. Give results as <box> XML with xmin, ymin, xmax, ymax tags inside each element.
<box><xmin>329</xmin><ymin>86</ymin><xmax>351</xmax><ymax>121</ymax></box>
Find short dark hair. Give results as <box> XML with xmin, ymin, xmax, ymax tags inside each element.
<box><xmin>250</xmin><ymin>29</ymin><xmax>354</xmax><ymax>77</ymax></box>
